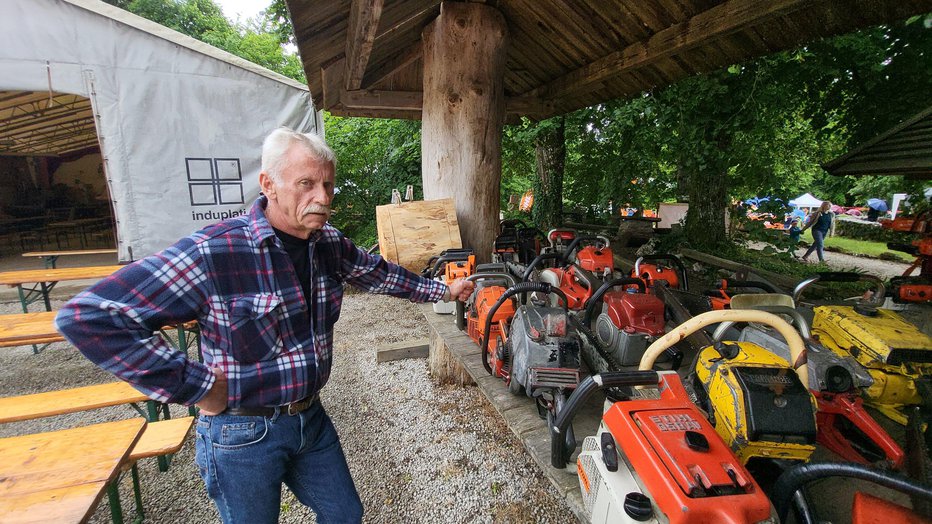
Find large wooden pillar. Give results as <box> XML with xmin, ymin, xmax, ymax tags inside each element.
<box><xmin>421</xmin><ymin>2</ymin><xmax>507</xmax><ymax>263</ymax></box>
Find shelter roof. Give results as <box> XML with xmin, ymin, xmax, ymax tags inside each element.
<box><xmin>0</xmin><ymin>0</ymin><xmax>308</xmax><ymax>158</ymax></box>
<box><xmin>287</xmin><ymin>0</ymin><xmax>932</xmax><ymax>121</ymax></box>
<box><xmin>823</xmin><ymin>105</ymin><xmax>932</xmax><ymax>179</ymax></box>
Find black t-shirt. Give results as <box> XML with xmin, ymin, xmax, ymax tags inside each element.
<box><xmin>273</xmin><ymin>227</ymin><xmax>312</xmax><ymax>305</ymax></box>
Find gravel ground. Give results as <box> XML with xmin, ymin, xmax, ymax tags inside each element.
<box><xmin>0</xmin><ymin>292</ymin><xmax>576</xmax><ymax>524</ymax></box>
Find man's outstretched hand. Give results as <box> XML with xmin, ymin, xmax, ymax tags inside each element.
<box><xmin>196</xmin><ymin>367</ymin><xmax>228</xmax><ymax>415</ymax></box>
<box><xmin>445</xmin><ymin>278</ymin><xmax>476</xmax><ymax>302</ymax></box>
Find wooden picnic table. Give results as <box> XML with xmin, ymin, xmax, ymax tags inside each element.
<box><xmin>0</xmin><ymin>311</ymin><xmax>62</xmax><ymax>349</ymax></box>
<box><xmin>0</xmin><ymin>417</ymin><xmax>146</xmax><ymax>524</ymax></box>
<box><xmin>22</xmin><ymin>249</ymin><xmax>118</xmax><ymax>269</ymax></box>
<box><xmin>0</xmin><ymin>381</ymin><xmax>150</xmax><ymax>424</ymax></box>
<box><xmin>0</xmin><ymin>265</ymin><xmax>123</xmax><ymax>312</ymax></box>
<box><xmin>0</xmin><ymin>309</ymin><xmax>202</xmax><ymax>360</ymax></box>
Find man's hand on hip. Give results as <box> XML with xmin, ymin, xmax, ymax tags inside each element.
<box><xmin>196</xmin><ymin>367</ymin><xmax>228</xmax><ymax>415</ymax></box>
<box><xmin>445</xmin><ymin>278</ymin><xmax>475</xmax><ymax>302</ymax></box>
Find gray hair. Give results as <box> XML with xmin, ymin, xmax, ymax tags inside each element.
<box><xmin>261</xmin><ymin>127</ymin><xmax>336</xmax><ymax>183</ymax></box>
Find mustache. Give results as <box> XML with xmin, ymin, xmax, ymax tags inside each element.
<box><xmin>303</xmin><ymin>204</ymin><xmax>331</xmax><ymax>216</ymax></box>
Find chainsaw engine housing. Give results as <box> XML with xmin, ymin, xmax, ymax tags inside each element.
<box><xmin>577</xmin><ymin>372</ymin><xmax>774</xmax><ymax>524</ymax></box>
<box><xmin>595</xmin><ymin>291</ymin><xmax>665</xmax><ymax>366</ymax></box>
<box><xmin>508</xmin><ymin>304</ymin><xmax>581</xmax><ymax>394</ymax></box>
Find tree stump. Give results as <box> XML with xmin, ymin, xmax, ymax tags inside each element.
<box><xmin>427</xmin><ymin>326</ymin><xmax>473</xmax><ymax>386</ymax></box>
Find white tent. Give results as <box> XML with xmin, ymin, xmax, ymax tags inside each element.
<box><xmin>789</xmin><ymin>193</ymin><xmax>823</xmax><ymax>209</ymax></box>
<box><xmin>0</xmin><ymin>0</ymin><xmax>318</xmax><ymax>260</ymax></box>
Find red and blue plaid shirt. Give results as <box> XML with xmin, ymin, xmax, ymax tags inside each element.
<box><xmin>56</xmin><ymin>196</ymin><xmax>447</xmax><ymax>408</ymax></box>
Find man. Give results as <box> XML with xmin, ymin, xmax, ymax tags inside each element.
<box><xmin>56</xmin><ymin>128</ymin><xmax>474</xmax><ymax>523</ymax></box>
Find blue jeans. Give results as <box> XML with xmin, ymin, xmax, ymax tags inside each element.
<box><xmin>194</xmin><ymin>401</ymin><xmax>363</xmax><ymax>524</ymax></box>
<box><xmin>803</xmin><ymin>229</ymin><xmax>826</xmax><ymax>261</ymax></box>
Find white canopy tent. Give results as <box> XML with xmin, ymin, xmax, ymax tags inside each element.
<box><xmin>789</xmin><ymin>193</ymin><xmax>823</xmax><ymax>209</ymax></box>
<box><xmin>0</xmin><ymin>0</ymin><xmax>318</xmax><ymax>260</ymax></box>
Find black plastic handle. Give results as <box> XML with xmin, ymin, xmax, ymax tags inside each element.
<box><xmin>720</xmin><ymin>279</ymin><xmax>778</xmax><ymax>293</ymax></box>
<box><xmin>522</xmin><ymin>252</ymin><xmax>565</xmax><ymax>282</ymax></box>
<box><xmin>551</xmin><ymin>371</ymin><xmax>660</xmax><ymax>468</ymax></box>
<box><xmin>793</xmin><ymin>272</ymin><xmax>885</xmax><ymax>304</ymax></box>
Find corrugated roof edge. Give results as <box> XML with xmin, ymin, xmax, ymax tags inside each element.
<box><xmin>62</xmin><ymin>0</ymin><xmax>310</xmax><ymax>92</ymax></box>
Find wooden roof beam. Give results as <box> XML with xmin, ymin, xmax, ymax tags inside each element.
<box><xmin>344</xmin><ymin>0</ymin><xmax>385</xmax><ymax>91</ymax></box>
<box><xmin>527</xmin><ymin>0</ymin><xmax>808</xmax><ymax>101</ymax></box>
<box><xmin>361</xmin><ymin>41</ymin><xmax>422</xmax><ymax>89</ymax></box>
<box><xmin>339</xmin><ymin>89</ymin><xmax>553</xmax><ymax>119</ymax></box>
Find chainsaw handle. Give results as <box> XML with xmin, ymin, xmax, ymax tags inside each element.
<box><xmin>633</xmin><ymin>254</ymin><xmax>689</xmax><ymax>290</ymax></box>
<box><xmin>582</xmin><ymin>278</ymin><xmax>647</xmax><ymax>326</ymax></box>
<box><xmin>465</xmin><ymin>271</ymin><xmax>517</xmax><ymax>288</ymax></box>
<box><xmin>550</xmin><ymin>371</ymin><xmax>660</xmax><ymax>468</ymax></box>
<box><xmin>562</xmin><ymin>235</ymin><xmax>610</xmax><ymax>265</ymax></box>
<box><xmin>522</xmin><ymin>253</ymin><xmax>564</xmax><ymax>282</ymax></box>
<box><xmin>772</xmin><ymin>462</ymin><xmax>932</xmax><ymax>524</ymax></box>
<box><xmin>546</xmin><ymin>228</ymin><xmax>577</xmax><ymax>247</ymax></box>
<box><xmin>638</xmin><ymin>309</ymin><xmax>809</xmax><ymax>389</ymax></box>
<box><xmin>712</xmin><ymin>305</ymin><xmax>812</xmax><ymax>342</ymax></box>
<box><xmin>499</xmin><ymin>218</ymin><xmax>528</xmax><ymax>232</ymax></box>
<box><xmin>478</xmin><ymin>282</ymin><xmax>568</xmax><ymax>374</ymax></box>
<box><xmin>792</xmin><ymin>272</ymin><xmax>885</xmax><ymax>304</ymax></box>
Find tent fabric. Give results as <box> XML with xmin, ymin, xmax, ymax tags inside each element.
<box><xmin>0</xmin><ymin>0</ymin><xmax>317</xmax><ymax>260</ymax></box>
<box><xmin>789</xmin><ymin>193</ymin><xmax>823</xmax><ymax>208</ymax></box>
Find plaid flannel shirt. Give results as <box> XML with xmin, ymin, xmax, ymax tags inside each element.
<box><xmin>55</xmin><ymin>196</ymin><xmax>447</xmax><ymax>408</ymax></box>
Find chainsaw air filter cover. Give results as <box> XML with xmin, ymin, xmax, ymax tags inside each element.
<box><xmin>586</xmin><ymin>373</ymin><xmax>772</xmax><ymax>524</ymax></box>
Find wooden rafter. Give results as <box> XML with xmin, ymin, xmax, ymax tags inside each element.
<box><xmin>344</xmin><ymin>0</ymin><xmax>385</xmax><ymax>91</ymax></box>
<box><xmin>361</xmin><ymin>41</ymin><xmax>422</xmax><ymax>89</ymax></box>
<box><xmin>526</xmin><ymin>0</ymin><xmax>809</xmax><ymax>101</ymax></box>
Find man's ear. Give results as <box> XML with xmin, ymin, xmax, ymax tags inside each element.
<box><xmin>259</xmin><ymin>171</ymin><xmax>276</xmax><ymax>199</ymax></box>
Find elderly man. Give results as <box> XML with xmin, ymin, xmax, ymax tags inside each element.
<box><xmin>56</xmin><ymin>128</ymin><xmax>474</xmax><ymax>523</ymax></box>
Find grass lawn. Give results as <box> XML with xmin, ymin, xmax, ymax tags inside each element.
<box><xmin>802</xmin><ymin>230</ymin><xmax>914</xmax><ymax>262</ymax></box>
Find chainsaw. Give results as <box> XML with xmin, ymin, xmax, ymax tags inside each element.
<box><xmin>491</xmin><ymin>219</ymin><xmax>545</xmax><ymax>265</ymax></box>
<box><xmin>478</xmin><ymin>282</ymin><xmax>582</xmax><ymax>454</ymax></box>
<box><xmin>550</xmin><ymin>370</ymin><xmax>776</xmax><ymax>524</ymax></box>
<box><xmin>639</xmin><ymin>307</ymin><xmax>819</xmax><ymax>466</ymax></box>
<box><xmin>794</xmin><ymin>272</ymin><xmax>932</xmax><ymax>425</ymax></box>
<box><xmin>885</xmin><ymin>209</ymin><xmax>932</xmax><ymax>304</ymax></box>
<box><xmin>632</xmin><ymin>254</ymin><xmax>689</xmax><ymax>291</ymax></box>
<box><xmin>713</xmin><ymin>304</ymin><xmax>905</xmax><ymax>469</ymax></box>
<box><xmin>422</xmin><ymin>248</ymin><xmax>475</xmax><ymax>314</ymax></box>
<box><xmin>458</xmin><ymin>271</ymin><xmax>517</xmax><ymax>348</ymax></box>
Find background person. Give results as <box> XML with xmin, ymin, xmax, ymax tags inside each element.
<box><xmin>56</xmin><ymin>128</ymin><xmax>474</xmax><ymax>524</ymax></box>
<box><xmin>800</xmin><ymin>201</ymin><xmax>833</xmax><ymax>263</ymax></box>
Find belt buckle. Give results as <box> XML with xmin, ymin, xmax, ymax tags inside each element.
<box><xmin>286</xmin><ymin>401</ymin><xmax>301</xmax><ymax>416</ymax></box>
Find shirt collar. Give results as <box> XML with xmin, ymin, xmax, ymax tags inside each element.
<box><xmin>249</xmin><ymin>195</ymin><xmax>324</xmax><ymax>246</ymax></box>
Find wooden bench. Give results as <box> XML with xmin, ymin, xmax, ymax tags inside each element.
<box><xmin>0</xmin><ymin>264</ymin><xmax>124</xmax><ymax>312</ymax></box>
<box><xmin>108</xmin><ymin>417</ymin><xmax>195</xmax><ymax>524</ymax></box>
<box><xmin>0</xmin><ymin>381</ymin><xmax>151</xmax><ymax>424</ymax></box>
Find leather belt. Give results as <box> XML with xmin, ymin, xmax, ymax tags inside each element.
<box><xmin>223</xmin><ymin>393</ymin><xmax>319</xmax><ymax>417</ymax></box>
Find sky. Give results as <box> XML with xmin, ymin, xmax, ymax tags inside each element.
<box><xmin>214</xmin><ymin>0</ymin><xmax>267</xmax><ymax>23</ymax></box>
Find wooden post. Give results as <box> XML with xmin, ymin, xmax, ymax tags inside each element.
<box><xmin>421</xmin><ymin>2</ymin><xmax>507</xmax><ymax>263</ymax></box>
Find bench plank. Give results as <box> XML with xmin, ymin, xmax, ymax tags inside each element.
<box><xmin>22</xmin><ymin>249</ymin><xmax>118</xmax><ymax>258</ymax></box>
<box><xmin>0</xmin><ymin>312</ymin><xmax>62</xmax><ymax>348</ymax></box>
<box><xmin>0</xmin><ymin>265</ymin><xmax>124</xmax><ymax>287</ymax></box>
<box><xmin>0</xmin><ymin>382</ymin><xmax>149</xmax><ymax>424</ymax></box>
<box><xmin>129</xmin><ymin>417</ymin><xmax>194</xmax><ymax>461</ymax></box>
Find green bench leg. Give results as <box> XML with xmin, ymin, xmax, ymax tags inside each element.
<box><xmin>107</xmin><ymin>480</ymin><xmax>125</xmax><ymax>524</ymax></box>
<box><xmin>131</xmin><ymin>464</ymin><xmax>145</xmax><ymax>523</ymax></box>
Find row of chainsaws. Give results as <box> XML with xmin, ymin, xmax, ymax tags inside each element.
<box><xmin>420</xmin><ymin>219</ymin><xmax>932</xmax><ymax>524</ymax></box>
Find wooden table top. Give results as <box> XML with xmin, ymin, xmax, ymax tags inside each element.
<box><xmin>0</xmin><ymin>265</ymin><xmax>123</xmax><ymax>287</ymax></box>
<box><xmin>0</xmin><ymin>381</ymin><xmax>149</xmax><ymax>424</ymax></box>
<box><xmin>22</xmin><ymin>249</ymin><xmax>118</xmax><ymax>258</ymax></box>
<box><xmin>0</xmin><ymin>311</ymin><xmax>198</xmax><ymax>349</ymax></box>
<box><xmin>0</xmin><ymin>312</ymin><xmax>62</xmax><ymax>348</ymax></box>
<box><xmin>0</xmin><ymin>417</ymin><xmax>147</xmax><ymax>524</ymax></box>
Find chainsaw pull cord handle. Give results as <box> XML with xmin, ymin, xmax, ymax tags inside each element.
<box><xmin>561</xmin><ymin>235</ymin><xmax>608</xmax><ymax>265</ymax></box>
<box><xmin>633</xmin><ymin>254</ymin><xmax>689</xmax><ymax>291</ymax></box>
<box><xmin>521</xmin><ymin>252</ymin><xmax>564</xmax><ymax>283</ymax></box>
<box><xmin>792</xmin><ymin>272</ymin><xmax>886</xmax><ymax>305</ymax></box>
<box><xmin>638</xmin><ymin>309</ymin><xmax>809</xmax><ymax>389</ymax></box>
<box><xmin>550</xmin><ymin>371</ymin><xmax>660</xmax><ymax>468</ymax></box>
<box><xmin>772</xmin><ymin>461</ymin><xmax>932</xmax><ymax>524</ymax></box>
<box><xmin>479</xmin><ymin>282</ymin><xmax>569</xmax><ymax>374</ymax></box>
<box><xmin>582</xmin><ymin>277</ymin><xmax>647</xmax><ymax>326</ymax></box>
